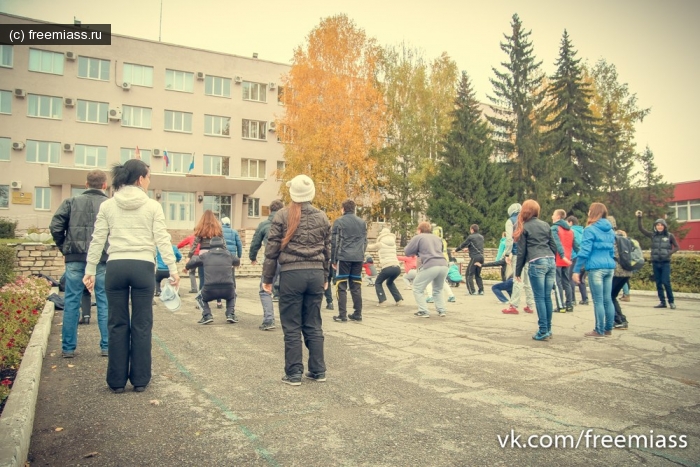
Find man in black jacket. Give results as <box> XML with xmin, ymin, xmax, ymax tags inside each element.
<box><xmin>456</xmin><ymin>224</ymin><xmax>485</xmax><ymax>295</ymax></box>
<box><xmin>331</xmin><ymin>199</ymin><xmax>367</xmax><ymax>322</ymax></box>
<box><xmin>636</xmin><ymin>211</ymin><xmax>680</xmax><ymax>309</ymax></box>
<box><xmin>50</xmin><ymin>170</ymin><xmax>109</xmax><ymax>358</ymax></box>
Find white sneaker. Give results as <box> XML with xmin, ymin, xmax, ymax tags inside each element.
<box><xmin>395</xmin><ymin>300</ymin><xmax>404</xmax><ymax>306</ymax></box>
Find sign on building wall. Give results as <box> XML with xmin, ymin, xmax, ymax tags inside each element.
<box><xmin>11</xmin><ymin>192</ymin><xmax>32</xmax><ymax>205</ymax></box>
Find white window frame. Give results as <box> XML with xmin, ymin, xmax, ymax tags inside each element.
<box><xmin>26</xmin><ymin>140</ymin><xmax>60</xmax><ymax>164</ymax></box>
<box><xmin>164</xmin><ymin>110</ymin><xmax>193</xmax><ymax>133</ymax></box>
<box><xmin>242</xmin><ymin>81</ymin><xmax>267</xmax><ymax>102</ymax></box>
<box><xmin>203</xmin><ymin>195</ymin><xmax>232</xmax><ymax>220</ymax></box>
<box><xmin>0</xmin><ymin>45</ymin><xmax>12</xmax><ymax>68</ymax></box>
<box><xmin>122</xmin><ymin>105</ymin><xmax>152</xmax><ymax>129</ymax></box>
<box><xmin>671</xmin><ymin>200</ymin><xmax>700</xmax><ymax>222</ymax></box>
<box><xmin>248</xmin><ymin>198</ymin><xmax>260</xmax><ymax>218</ymax></box>
<box><xmin>203</xmin><ymin>155</ymin><xmax>229</xmax><ymax>176</ymax></box>
<box><xmin>0</xmin><ymin>137</ymin><xmax>10</xmax><ymax>161</ymax></box>
<box><xmin>75</xmin><ymin>144</ymin><xmax>108</xmax><ymax>168</ymax></box>
<box><xmin>241</xmin><ymin>159</ymin><xmax>266</xmax><ymax>179</ymax></box>
<box><xmin>0</xmin><ymin>185</ymin><xmax>8</xmax><ymax>209</ymax></box>
<box><xmin>28</xmin><ymin>49</ymin><xmax>64</xmax><ymax>75</ymax></box>
<box><xmin>123</xmin><ymin>63</ymin><xmax>154</xmax><ymax>87</ymax></box>
<box><xmin>77</xmin><ymin>99</ymin><xmax>109</xmax><ymax>124</ymax></box>
<box><xmin>242</xmin><ymin>119</ymin><xmax>267</xmax><ymax>141</ymax></box>
<box><xmin>0</xmin><ymin>90</ymin><xmax>10</xmax><ymax>114</ymax></box>
<box><xmin>28</xmin><ymin>94</ymin><xmax>63</xmax><ymax>120</ymax></box>
<box><xmin>34</xmin><ymin>187</ymin><xmax>51</xmax><ymax>211</ymax></box>
<box><xmin>165</xmin><ymin>69</ymin><xmax>194</xmax><ymax>93</ymax></box>
<box><xmin>120</xmin><ymin>147</ymin><xmax>152</xmax><ymax>165</ymax></box>
<box><xmin>160</xmin><ymin>192</ymin><xmax>195</xmax><ymax>229</ymax></box>
<box><xmin>163</xmin><ymin>151</ymin><xmax>192</xmax><ymax>174</ymax></box>
<box><xmin>276</xmin><ymin>161</ymin><xmax>286</xmax><ymax>181</ymax></box>
<box><xmin>205</xmin><ymin>75</ymin><xmax>231</xmax><ymax>98</ymax></box>
<box><xmin>204</xmin><ymin>115</ymin><xmax>230</xmax><ymax>137</ymax></box>
<box><xmin>77</xmin><ymin>56</ymin><xmax>110</xmax><ymax>81</ymax></box>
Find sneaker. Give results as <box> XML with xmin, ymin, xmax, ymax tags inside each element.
<box><xmin>226</xmin><ymin>313</ymin><xmax>236</xmax><ymax>324</ymax></box>
<box><xmin>217</xmin><ymin>302</ymin><xmax>223</xmax><ymax>309</ymax></box>
<box><xmin>478</xmin><ymin>291</ymin><xmax>484</xmax><ymax>295</ymax></box>
<box><xmin>110</xmin><ymin>387</ymin><xmax>125</xmax><ymax>394</ymax></box>
<box><xmin>502</xmin><ymin>306</ymin><xmax>519</xmax><ymax>315</ymax></box>
<box><xmin>62</xmin><ymin>351</ymin><xmax>75</xmax><ymax>358</ymax></box>
<box><xmin>670</xmin><ymin>303</ymin><xmax>676</xmax><ymax>310</ymax></box>
<box><xmin>305</xmin><ymin>371</ymin><xmax>326</xmax><ymax>382</ymax></box>
<box><xmin>447</xmin><ymin>296</ymin><xmax>456</xmax><ymax>303</ymax></box>
<box><xmin>584</xmin><ymin>330</ymin><xmax>605</xmax><ymax>339</ymax></box>
<box><xmin>333</xmin><ymin>315</ymin><xmax>347</xmax><ymax>322</ymax></box>
<box><xmin>620</xmin><ymin>294</ymin><xmax>630</xmax><ymax>302</ymax></box>
<box><xmin>604</xmin><ymin>331</ymin><xmax>612</xmax><ymax>337</ymax></box>
<box><xmin>614</xmin><ymin>321</ymin><xmax>628</xmax><ymax>329</ymax></box>
<box><xmin>133</xmin><ymin>386</ymin><xmax>147</xmax><ymax>393</ymax></box>
<box><xmin>558</xmin><ymin>307</ymin><xmax>567</xmax><ymax>313</ymax></box>
<box><xmin>395</xmin><ymin>300</ymin><xmax>404</xmax><ymax>306</ymax></box>
<box><xmin>326</xmin><ymin>303</ymin><xmax>334</xmax><ymax>310</ymax></box>
<box><xmin>566</xmin><ymin>306</ymin><xmax>574</xmax><ymax>313</ymax></box>
<box><xmin>101</xmin><ymin>349</ymin><xmax>108</xmax><ymax>357</ymax></box>
<box><xmin>198</xmin><ymin>315</ymin><xmax>214</xmax><ymax>325</ymax></box>
<box><xmin>348</xmin><ymin>314</ymin><xmax>363</xmax><ymax>322</ymax></box>
<box><xmin>438</xmin><ymin>311</ymin><xmax>446</xmax><ymax>317</ymax></box>
<box><xmin>259</xmin><ymin>320</ymin><xmax>276</xmax><ymax>330</ymax></box>
<box><xmin>654</xmin><ymin>303</ymin><xmax>667</xmax><ymax>309</ymax></box>
<box><xmin>414</xmin><ymin>311</ymin><xmax>430</xmax><ymax>318</ymax></box>
<box><xmin>189</xmin><ymin>289</ymin><xmax>198</xmax><ymax>294</ymax></box>
<box><xmin>281</xmin><ymin>374</ymin><xmax>302</xmax><ymax>386</ymax></box>
<box><xmin>532</xmin><ymin>331</ymin><xmax>549</xmax><ymax>341</ymax></box>
<box><xmin>426</xmin><ymin>297</ymin><xmax>434</xmax><ymax>303</ymax></box>
<box><xmin>523</xmin><ymin>306</ymin><xmax>534</xmax><ymax>314</ymax></box>
<box><xmin>579</xmin><ymin>300</ymin><xmax>589</xmax><ymax>305</ymax></box>
<box><xmin>229</xmin><ymin>313</ymin><xmax>239</xmax><ymax>323</ymax></box>
<box><xmin>78</xmin><ymin>316</ymin><xmax>90</xmax><ymax>325</ymax></box>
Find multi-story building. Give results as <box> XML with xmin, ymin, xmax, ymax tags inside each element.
<box><xmin>668</xmin><ymin>179</ymin><xmax>700</xmax><ymax>250</ymax></box>
<box><xmin>0</xmin><ymin>13</ymin><xmax>290</xmax><ymax>236</ymax></box>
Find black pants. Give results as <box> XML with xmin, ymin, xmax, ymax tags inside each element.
<box><xmin>375</xmin><ymin>265</ymin><xmax>403</xmax><ymax>303</ymax></box>
<box><xmin>612</xmin><ymin>276</ymin><xmax>630</xmax><ymax>324</ymax></box>
<box><xmin>154</xmin><ymin>269</ymin><xmax>170</xmax><ymax>293</ymax></box>
<box><xmin>105</xmin><ymin>260</ymin><xmax>155</xmax><ymax>389</ymax></box>
<box><xmin>570</xmin><ymin>259</ymin><xmax>588</xmax><ymax>302</ymax></box>
<box><xmin>466</xmin><ymin>256</ymin><xmax>484</xmax><ymax>294</ymax></box>
<box><xmin>197</xmin><ymin>285</ymin><xmax>236</xmax><ymax>316</ymax></box>
<box><xmin>323</xmin><ymin>267</ymin><xmax>335</xmax><ymax>305</ymax></box>
<box><xmin>336</xmin><ymin>261</ymin><xmax>363</xmax><ymax>318</ymax></box>
<box><xmin>279</xmin><ymin>269</ymin><xmax>326</xmax><ymax>376</ymax></box>
<box><xmin>653</xmin><ymin>261</ymin><xmax>674</xmax><ymax>304</ymax></box>
<box><xmin>555</xmin><ymin>266</ymin><xmax>574</xmax><ymax>307</ymax></box>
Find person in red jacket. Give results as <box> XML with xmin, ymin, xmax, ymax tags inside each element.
<box><xmin>551</xmin><ymin>209</ymin><xmax>579</xmax><ymax>312</ymax></box>
<box><xmin>177</xmin><ymin>234</ymin><xmax>199</xmax><ymax>293</ymax></box>
<box><xmin>397</xmin><ymin>255</ymin><xmax>418</xmax><ymax>290</ymax></box>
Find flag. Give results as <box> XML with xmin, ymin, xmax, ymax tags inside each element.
<box><xmin>134</xmin><ymin>146</ymin><xmax>141</xmax><ymax>160</ymax></box>
<box><xmin>188</xmin><ymin>153</ymin><xmax>195</xmax><ymax>173</ymax></box>
<box><xmin>163</xmin><ymin>149</ymin><xmax>170</xmax><ymax>168</ymax></box>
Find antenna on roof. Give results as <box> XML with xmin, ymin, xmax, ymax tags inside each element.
<box><xmin>74</xmin><ymin>17</ymin><xmax>81</xmax><ymax>26</ymax></box>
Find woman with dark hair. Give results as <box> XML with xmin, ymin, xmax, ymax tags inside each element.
<box><xmin>84</xmin><ymin>159</ymin><xmax>180</xmax><ymax>393</ymax></box>
<box><xmin>572</xmin><ymin>202</ymin><xmax>616</xmax><ymax>338</ymax></box>
<box><xmin>514</xmin><ymin>199</ymin><xmax>557</xmax><ymax>341</ymax></box>
<box><xmin>262</xmin><ymin>175</ymin><xmax>331</xmax><ymax>386</ymax></box>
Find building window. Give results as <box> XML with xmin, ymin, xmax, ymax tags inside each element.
<box><xmin>77</xmin><ymin>100</ymin><xmax>109</xmax><ymax>124</ymax></box>
<box><xmin>204</xmin><ymin>115</ymin><xmax>230</xmax><ymax>137</ymax></box>
<box><xmin>0</xmin><ymin>185</ymin><xmax>8</xmax><ymax>208</ymax></box>
<box><xmin>276</xmin><ymin>161</ymin><xmax>286</xmax><ymax>180</ymax></box>
<box><xmin>160</xmin><ymin>192</ymin><xmax>195</xmax><ymax>228</ymax></box>
<box><xmin>277</xmin><ymin>86</ymin><xmax>285</xmax><ymax>105</ymax></box>
<box><xmin>165</xmin><ymin>69</ymin><xmax>194</xmax><ymax>93</ymax></box>
<box><xmin>163</xmin><ymin>151</ymin><xmax>192</xmax><ymax>174</ymax></box>
<box><xmin>78</xmin><ymin>56</ymin><xmax>110</xmax><ymax>81</ymax></box>
<box><xmin>203</xmin><ymin>155</ymin><xmax>230</xmax><ymax>176</ymax></box>
<box><xmin>203</xmin><ymin>195</ymin><xmax>232</xmax><ymax>220</ymax></box>
<box><xmin>164</xmin><ymin>110</ymin><xmax>193</xmax><ymax>133</ymax></box>
<box><xmin>671</xmin><ymin>200</ymin><xmax>700</xmax><ymax>222</ymax></box>
<box><xmin>123</xmin><ymin>63</ymin><xmax>154</xmax><ymax>87</ymax></box>
<box><xmin>75</xmin><ymin>144</ymin><xmax>108</xmax><ymax>168</ymax></box>
<box><xmin>26</xmin><ymin>140</ymin><xmax>60</xmax><ymax>164</ymax></box>
<box><xmin>242</xmin><ymin>81</ymin><xmax>267</xmax><ymax>102</ymax></box>
<box><xmin>0</xmin><ymin>45</ymin><xmax>12</xmax><ymax>68</ymax></box>
<box><xmin>248</xmin><ymin>198</ymin><xmax>260</xmax><ymax>218</ymax></box>
<box><xmin>0</xmin><ymin>90</ymin><xmax>10</xmax><ymax>114</ymax></box>
<box><xmin>205</xmin><ymin>75</ymin><xmax>231</xmax><ymax>98</ymax></box>
<box><xmin>28</xmin><ymin>94</ymin><xmax>63</xmax><ymax>119</ymax></box>
<box><xmin>120</xmin><ymin>147</ymin><xmax>152</xmax><ymax>165</ymax></box>
<box><xmin>34</xmin><ymin>187</ymin><xmax>51</xmax><ymax>210</ymax></box>
<box><xmin>241</xmin><ymin>159</ymin><xmax>266</xmax><ymax>179</ymax></box>
<box><xmin>242</xmin><ymin>119</ymin><xmax>267</xmax><ymax>141</ymax></box>
<box><xmin>0</xmin><ymin>137</ymin><xmax>9</xmax><ymax>161</ymax></box>
<box><xmin>122</xmin><ymin>105</ymin><xmax>152</xmax><ymax>129</ymax></box>
<box><xmin>28</xmin><ymin>49</ymin><xmax>64</xmax><ymax>75</ymax></box>
<box><xmin>277</xmin><ymin>123</ymin><xmax>295</xmax><ymax>143</ymax></box>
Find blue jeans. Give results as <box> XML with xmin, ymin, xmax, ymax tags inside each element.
<box><xmin>652</xmin><ymin>261</ymin><xmax>674</xmax><ymax>304</ymax></box>
<box><xmin>492</xmin><ymin>278</ymin><xmax>513</xmax><ymax>303</ymax></box>
<box><xmin>412</xmin><ymin>266</ymin><xmax>448</xmax><ymax>315</ymax></box>
<box><xmin>63</xmin><ymin>261</ymin><xmax>108</xmax><ymax>352</ymax></box>
<box><xmin>527</xmin><ymin>257</ymin><xmax>556</xmax><ymax>334</ymax></box>
<box><xmin>588</xmin><ymin>268</ymin><xmax>615</xmax><ymax>334</ymax></box>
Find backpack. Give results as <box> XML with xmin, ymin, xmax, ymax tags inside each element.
<box><xmin>616</xmin><ymin>236</ymin><xmax>645</xmax><ymax>272</ymax></box>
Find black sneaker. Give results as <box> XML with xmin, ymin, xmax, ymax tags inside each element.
<box><xmin>78</xmin><ymin>316</ymin><xmax>90</xmax><ymax>325</ymax></box>
<box><xmin>414</xmin><ymin>311</ymin><xmax>430</xmax><ymax>318</ymax></box>
<box><xmin>305</xmin><ymin>371</ymin><xmax>326</xmax><ymax>382</ymax></box>
<box><xmin>614</xmin><ymin>321</ymin><xmax>628</xmax><ymax>329</ymax></box>
<box><xmin>259</xmin><ymin>320</ymin><xmax>276</xmax><ymax>330</ymax></box>
<box><xmin>654</xmin><ymin>303</ymin><xmax>667</xmax><ymax>309</ymax></box>
<box><xmin>198</xmin><ymin>315</ymin><xmax>214</xmax><ymax>325</ymax></box>
<box><xmin>62</xmin><ymin>351</ymin><xmax>75</xmax><ymax>358</ymax></box>
<box><xmin>281</xmin><ymin>374</ymin><xmax>302</xmax><ymax>386</ymax></box>
<box><xmin>326</xmin><ymin>303</ymin><xmax>334</xmax><ymax>310</ymax></box>
<box><xmin>348</xmin><ymin>314</ymin><xmax>362</xmax><ymax>322</ymax></box>
<box><xmin>565</xmin><ymin>306</ymin><xmax>574</xmax><ymax>312</ymax></box>
<box><xmin>579</xmin><ymin>300</ymin><xmax>589</xmax><ymax>305</ymax></box>
<box><xmin>333</xmin><ymin>315</ymin><xmax>347</xmax><ymax>322</ymax></box>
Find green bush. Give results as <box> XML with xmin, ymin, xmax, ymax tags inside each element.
<box><xmin>629</xmin><ymin>254</ymin><xmax>700</xmax><ymax>294</ymax></box>
<box><xmin>0</xmin><ymin>245</ymin><xmax>15</xmax><ymax>287</ymax></box>
<box><xmin>0</xmin><ymin>218</ymin><xmax>17</xmax><ymax>239</ymax></box>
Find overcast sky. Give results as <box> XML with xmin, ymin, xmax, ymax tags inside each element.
<box><xmin>2</xmin><ymin>0</ymin><xmax>699</xmax><ymax>184</ymax></box>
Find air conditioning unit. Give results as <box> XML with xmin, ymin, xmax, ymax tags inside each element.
<box><xmin>63</xmin><ymin>143</ymin><xmax>74</xmax><ymax>152</ymax></box>
<box><xmin>242</xmin><ymin>195</ymin><xmax>249</xmax><ymax>203</ymax></box>
<box><xmin>10</xmin><ymin>181</ymin><xmax>22</xmax><ymax>189</ymax></box>
<box><xmin>234</xmin><ymin>76</ymin><xmax>242</xmax><ymax>84</ymax></box>
<box><xmin>122</xmin><ymin>82</ymin><xmax>131</xmax><ymax>90</ymax></box>
<box><xmin>269</xmin><ymin>82</ymin><xmax>276</xmax><ymax>90</ymax></box>
<box><xmin>12</xmin><ymin>141</ymin><xmax>25</xmax><ymax>150</ymax></box>
<box><xmin>268</xmin><ymin>121</ymin><xmax>276</xmax><ymax>132</ymax></box>
<box><xmin>196</xmin><ymin>72</ymin><xmax>205</xmax><ymax>80</ymax></box>
<box><xmin>66</xmin><ymin>51</ymin><xmax>76</xmax><ymax>61</ymax></box>
<box><xmin>109</xmin><ymin>107</ymin><xmax>122</xmax><ymax>121</ymax></box>
<box><xmin>14</xmin><ymin>88</ymin><xmax>25</xmax><ymax>98</ymax></box>
<box><xmin>153</xmin><ymin>149</ymin><xmax>161</xmax><ymax>156</ymax></box>
<box><xmin>64</xmin><ymin>97</ymin><xmax>75</xmax><ymax>107</ymax></box>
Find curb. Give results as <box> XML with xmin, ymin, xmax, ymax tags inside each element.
<box><xmin>0</xmin><ymin>295</ymin><xmax>56</xmax><ymax>467</ymax></box>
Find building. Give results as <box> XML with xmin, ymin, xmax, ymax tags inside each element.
<box><xmin>0</xmin><ymin>13</ymin><xmax>290</xmax><ymax>237</ymax></box>
<box><xmin>668</xmin><ymin>179</ymin><xmax>700</xmax><ymax>250</ymax></box>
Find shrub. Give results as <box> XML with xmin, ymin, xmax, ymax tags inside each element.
<box><xmin>629</xmin><ymin>253</ymin><xmax>700</xmax><ymax>293</ymax></box>
<box><xmin>0</xmin><ymin>218</ymin><xmax>17</xmax><ymax>239</ymax></box>
<box><xmin>0</xmin><ymin>245</ymin><xmax>15</xmax><ymax>287</ymax></box>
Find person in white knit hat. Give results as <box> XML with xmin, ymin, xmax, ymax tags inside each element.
<box><xmin>262</xmin><ymin>175</ymin><xmax>331</xmax><ymax>386</ymax></box>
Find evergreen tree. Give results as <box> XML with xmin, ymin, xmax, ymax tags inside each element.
<box><xmin>488</xmin><ymin>13</ymin><xmax>546</xmax><ymax>201</ymax></box>
<box><xmin>427</xmin><ymin>71</ymin><xmax>509</xmax><ymax>246</ymax></box>
<box><xmin>544</xmin><ymin>30</ymin><xmax>600</xmax><ymax>219</ymax></box>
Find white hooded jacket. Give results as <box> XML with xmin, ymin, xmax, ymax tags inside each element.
<box><xmin>367</xmin><ymin>228</ymin><xmax>400</xmax><ymax>268</ymax></box>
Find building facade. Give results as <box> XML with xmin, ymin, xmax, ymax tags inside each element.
<box><xmin>0</xmin><ymin>13</ymin><xmax>290</xmax><ymax>235</ymax></box>
<box><xmin>669</xmin><ymin>180</ymin><xmax>700</xmax><ymax>250</ymax></box>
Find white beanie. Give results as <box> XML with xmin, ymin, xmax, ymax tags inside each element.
<box><xmin>221</xmin><ymin>217</ymin><xmax>231</xmax><ymax>225</ymax></box>
<box><xmin>287</xmin><ymin>175</ymin><xmax>315</xmax><ymax>203</ymax></box>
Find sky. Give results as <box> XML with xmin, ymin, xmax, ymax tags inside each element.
<box><xmin>2</xmin><ymin>0</ymin><xmax>699</xmax><ymax>185</ymax></box>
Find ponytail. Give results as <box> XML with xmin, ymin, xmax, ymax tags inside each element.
<box><xmin>111</xmin><ymin>159</ymin><xmax>149</xmax><ymax>190</ymax></box>
<box><xmin>281</xmin><ymin>202</ymin><xmax>301</xmax><ymax>250</ymax></box>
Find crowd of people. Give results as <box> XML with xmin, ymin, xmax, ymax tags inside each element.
<box><xmin>50</xmin><ymin>168</ymin><xmax>681</xmax><ymax>391</ymax></box>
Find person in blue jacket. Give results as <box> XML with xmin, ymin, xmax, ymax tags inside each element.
<box><xmin>572</xmin><ymin>203</ymin><xmax>616</xmax><ymax>339</ymax></box>
<box><xmin>220</xmin><ymin>217</ymin><xmax>243</xmax><ymax>309</ymax></box>
<box><xmin>567</xmin><ymin>216</ymin><xmax>588</xmax><ymax>305</ymax></box>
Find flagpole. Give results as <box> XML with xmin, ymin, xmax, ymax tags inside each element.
<box><xmin>159</xmin><ymin>0</ymin><xmax>163</xmax><ymax>42</ymax></box>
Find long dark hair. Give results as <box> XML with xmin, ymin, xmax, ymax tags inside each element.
<box><xmin>281</xmin><ymin>202</ymin><xmax>301</xmax><ymax>250</ymax></box>
<box><xmin>112</xmin><ymin>159</ymin><xmax>149</xmax><ymax>190</ymax></box>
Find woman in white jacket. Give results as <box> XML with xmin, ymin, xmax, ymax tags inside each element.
<box><xmin>367</xmin><ymin>228</ymin><xmax>404</xmax><ymax>306</ymax></box>
<box><xmin>84</xmin><ymin>159</ymin><xmax>179</xmax><ymax>394</ymax></box>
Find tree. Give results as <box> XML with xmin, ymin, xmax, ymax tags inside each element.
<box><xmin>426</xmin><ymin>71</ymin><xmax>508</xmax><ymax>246</ymax></box>
<box><xmin>278</xmin><ymin>15</ymin><xmax>386</xmax><ymax>221</ymax></box>
<box><xmin>488</xmin><ymin>13</ymin><xmax>546</xmax><ymax>201</ymax></box>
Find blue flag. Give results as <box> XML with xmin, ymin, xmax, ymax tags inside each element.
<box><xmin>188</xmin><ymin>153</ymin><xmax>195</xmax><ymax>173</ymax></box>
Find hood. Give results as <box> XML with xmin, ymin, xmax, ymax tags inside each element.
<box><xmin>554</xmin><ymin>219</ymin><xmax>571</xmax><ymax>230</ymax></box>
<box><xmin>592</xmin><ymin>218</ymin><xmax>613</xmax><ymax>233</ymax></box>
<box><xmin>654</xmin><ymin>218</ymin><xmax>668</xmax><ymax>233</ymax></box>
<box><xmin>377</xmin><ymin>228</ymin><xmax>396</xmax><ymax>247</ymax></box>
<box><xmin>508</xmin><ymin>203</ymin><xmax>522</xmax><ymax>216</ymax></box>
<box><xmin>114</xmin><ymin>185</ymin><xmax>150</xmax><ymax>210</ymax></box>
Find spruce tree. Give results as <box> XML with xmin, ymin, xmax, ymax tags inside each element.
<box><xmin>427</xmin><ymin>71</ymin><xmax>509</xmax><ymax>246</ymax></box>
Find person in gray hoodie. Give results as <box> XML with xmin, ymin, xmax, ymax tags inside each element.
<box><xmin>636</xmin><ymin>211</ymin><xmax>680</xmax><ymax>309</ymax></box>
<box><xmin>367</xmin><ymin>228</ymin><xmax>404</xmax><ymax>306</ymax></box>
<box><xmin>404</xmin><ymin>222</ymin><xmax>449</xmax><ymax>318</ymax></box>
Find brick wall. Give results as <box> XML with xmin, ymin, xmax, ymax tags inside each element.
<box><xmin>11</xmin><ymin>243</ymin><xmax>64</xmax><ymax>278</ymax></box>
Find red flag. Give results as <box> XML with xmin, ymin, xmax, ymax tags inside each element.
<box><xmin>135</xmin><ymin>146</ymin><xmax>141</xmax><ymax>160</ymax></box>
